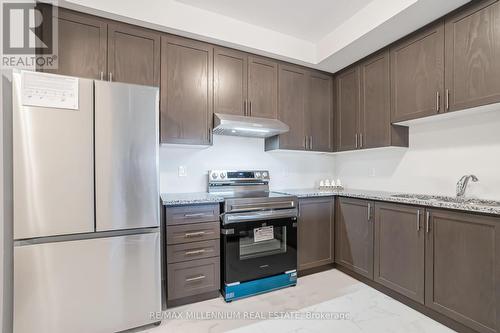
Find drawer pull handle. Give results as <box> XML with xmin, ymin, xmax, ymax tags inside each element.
<box><xmin>184</xmin><ymin>231</ymin><xmax>205</xmax><ymax>238</ymax></box>
<box><xmin>184</xmin><ymin>213</ymin><xmax>209</xmax><ymax>218</ymax></box>
<box><xmin>185</xmin><ymin>249</ymin><xmax>206</xmax><ymax>256</ymax></box>
<box><xmin>185</xmin><ymin>275</ymin><xmax>206</xmax><ymax>282</ymax></box>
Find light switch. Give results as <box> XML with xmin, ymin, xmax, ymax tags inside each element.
<box><xmin>178</xmin><ymin>166</ymin><xmax>187</xmax><ymax>177</ymax></box>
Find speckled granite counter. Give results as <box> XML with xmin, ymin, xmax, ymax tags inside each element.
<box><xmin>161</xmin><ymin>188</ymin><xmax>500</xmax><ymax>216</ymax></box>
<box><xmin>161</xmin><ymin>192</ymin><xmax>224</xmax><ymax>206</ymax></box>
<box><xmin>275</xmin><ymin>188</ymin><xmax>500</xmax><ymax>216</ymax></box>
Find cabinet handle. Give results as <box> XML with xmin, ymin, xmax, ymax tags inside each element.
<box><xmin>367</xmin><ymin>203</ymin><xmax>371</xmax><ymax>221</ymax></box>
<box><xmin>109</xmin><ymin>72</ymin><xmax>113</xmax><ymax>82</ymax></box>
<box><xmin>243</xmin><ymin>100</ymin><xmax>247</xmax><ymax>116</ymax></box>
<box><xmin>304</xmin><ymin>136</ymin><xmax>307</xmax><ymax>149</ymax></box>
<box><xmin>100</xmin><ymin>72</ymin><xmax>104</xmax><ymax>80</ymax></box>
<box><xmin>184</xmin><ymin>231</ymin><xmax>205</xmax><ymax>238</ymax></box>
<box><xmin>185</xmin><ymin>249</ymin><xmax>206</xmax><ymax>256</ymax></box>
<box><xmin>360</xmin><ymin>133</ymin><xmax>363</xmax><ymax>148</ymax></box>
<box><xmin>436</xmin><ymin>91</ymin><xmax>440</xmax><ymax>112</ymax></box>
<box><xmin>185</xmin><ymin>275</ymin><xmax>206</xmax><ymax>282</ymax></box>
<box><xmin>445</xmin><ymin>89</ymin><xmax>450</xmax><ymax>111</ymax></box>
<box><xmin>426</xmin><ymin>211</ymin><xmax>430</xmax><ymax>233</ymax></box>
<box><xmin>184</xmin><ymin>213</ymin><xmax>208</xmax><ymax>218</ymax></box>
<box><xmin>249</xmin><ymin>100</ymin><xmax>252</xmax><ymax>116</ymax></box>
<box><xmin>416</xmin><ymin>210</ymin><xmax>421</xmax><ymax>231</ymax></box>
<box><xmin>310</xmin><ymin>136</ymin><xmax>313</xmax><ymax>150</ymax></box>
<box><xmin>355</xmin><ymin>134</ymin><xmax>358</xmax><ymax>148</ymax></box>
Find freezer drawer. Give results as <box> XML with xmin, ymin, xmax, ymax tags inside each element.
<box><xmin>94</xmin><ymin>81</ymin><xmax>160</xmax><ymax>231</ymax></box>
<box><xmin>13</xmin><ymin>232</ymin><xmax>161</xmax><ymax>333</ymax></box>
<box><xmin>13</xmin><ymin>72</ymin><xmax>95</xmax><ymax>239</ymax></box>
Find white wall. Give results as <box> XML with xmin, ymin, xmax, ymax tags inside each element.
<box><xmin>334</xmin><ymin>109</ymin><xmax>500</xmax><ymax>200</ymax></box>
<box><xmin>160</xmin><ymin>135</ymin><xmax>335</xmax><ymax>193</ymax></box>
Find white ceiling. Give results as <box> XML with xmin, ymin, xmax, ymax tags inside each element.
<box><xmin>64</xmin><ymin>0</ymin><xmax>471</xmax><ymax>72</ymax></box>
<box><xmin>175</xmin><ymin>0</ymin><xmax>372</xmax><ymax>42</ymax></box>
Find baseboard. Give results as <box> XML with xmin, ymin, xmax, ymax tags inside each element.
<box><xmin>298</xmin><ymin>263</ymin><xmax>335</xmax><ymax>277</ymax></box>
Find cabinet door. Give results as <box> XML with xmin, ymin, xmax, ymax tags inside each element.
<box><xmin>107</xmin><ymin>23</ymin><xmax>160</xmax><ymax>86</ymax></box>
<box><xmin>45</xmin><ymin>9</ymin><xmax>107</xmax><ymax>79</ymax></box>
<box><xmin>308</xmin><ymin>72</ymin><xmax>333</xmax><ymax>152</ymax></box>
<box><xmin>214</xmin><ymin>48</ymin><xmax>248</xmax><ymax>116</ymax></box>
<box><xmin>374</xmin><ymin>203</ymin><xmax>425</xmax><ymax>304</ymax></box>
<box><xmin>336</xmin><ymin>67</ymin><xmax>359</xmax><ymax>152</ymax></box>
<box><xmin>390</xmin><ymin>22</ymin><xmax>445</xmax><ymax>122</ymax></box>
<box><xmin>425</xmin><ymin>209</ymin><xmax>500</xmax><ymax>333</ymax></box>
<box><xmin>445</xmin><ymin>0</ymin><xmax>500</xmax><ymax>112</ymax></box>
<box><xmin>247</xmin><ymin>56</ymin><xmax>278</xmax><ymax>119</ymax></box>
<box><xmin>298</xmin><ymin>198</ymin><xmax>334</xmax><ymax>271</ymax></box>
<box><xmin>277</xmin><ymin>64</ymin><xmax>307</xmax><ymax>150</ymax></box>
<box><xmin>160</xmin><ymin>36</ymin><xmax>213</xmax><ymax>145</ymax></box>
<box><xmin>335</xmin><ymin>198</ymin><xmax>374</xmax><ymax>279</ymax></box>
<box><xmin>360</xmin><ymin>51</ymin><xmax>391</xmax><ymax>149</ymax></box>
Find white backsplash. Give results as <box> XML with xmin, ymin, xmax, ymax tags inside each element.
<box><xmin>160</xmin><ymin>108</ymin><xmax>500</xmax><ymax>200</ymax></box>
<box><xmin>334</xmin><ymin>108</ymin><xmax>500</xmax><ymax>200</ymax></box>
<box><xmin>159</xmin><ymin>135</ymin><xmax>336</xmax><ymax>193</ymax></box>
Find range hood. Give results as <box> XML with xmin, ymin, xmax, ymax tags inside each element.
<box><xmin>213</xmin><ymin>113</ymin><xmax>289</xmax><ymax>138</ymax></box>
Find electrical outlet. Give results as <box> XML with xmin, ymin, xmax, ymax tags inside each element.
<box><xmin>178</xmin><ymin>166</ymin><xmax>187</xmax><ymax>177</ymax></box>
<box><xmin>369</xmin><ymin>168</ymin><xmax>376</xmax><ymax>177</ymax></box>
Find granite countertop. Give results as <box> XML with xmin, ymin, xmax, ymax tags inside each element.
<box><xmin>162</xmin><ymin>188</ymin><xmax>500</xmax><ymax>216</ymax></box>
<box><xmin>275</xmin><ymin>188</ymin><xmax>500</xmax><ymax>216</ymax></box>
<box><xmin>161</xmin><ymin>192</ymin><xmax>225</xmax><ymax>206</ymax></box>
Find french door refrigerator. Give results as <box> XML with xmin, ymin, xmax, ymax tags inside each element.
<box><xmin>11</xmin><ymin>71</ymin><xmax>161</xmax><ymax>333</ymax></box>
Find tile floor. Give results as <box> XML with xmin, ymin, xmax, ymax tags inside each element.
<box><xmin>143</xmin><ymin>269</ymin><xmax>455</xmax><ymax>333</ymax></box>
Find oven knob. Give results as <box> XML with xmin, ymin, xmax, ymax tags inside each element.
<box><xmin>262</xmin><ymin>172</ymin><xmax>268</xmax><ymax>178</ymax></box>
<box><xmin>211</xmin><ymin>173</ymin><xmax>218</xmax><ymax>179</ymax></box>
<box><xmin>220</xmin><ymin>173</ymin><xmax>226</xmax><ymax>179</ymax></box>
<box><xmin>255</xmin><ymin>172</ymin><xmax>261</xmax><ymax>178</ymax></box>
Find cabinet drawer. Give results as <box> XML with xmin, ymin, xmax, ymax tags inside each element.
<box><xmin>167</xmin><ymin>239</ymin><xmax>220</xmax><ymax>263</ymax></box>
<box><xmin>166</xmin><ymin>204</ymin><xmax>220</xmax><ymax>225</ymax></box>
<box><xmin>167</xmin><ymin>222</ymin><xmax>220</xmax><ymax>245</ymax></box>
<box><xmin>167</xmin><ymin>257</ymin><xmax>220</xmax><ymax>300</ymax></box>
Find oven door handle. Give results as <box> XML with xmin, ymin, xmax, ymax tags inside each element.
<box><xmin>222</xmin><ymin>208</ymin><xmax>298</xmax><ymax>225</ymax></box>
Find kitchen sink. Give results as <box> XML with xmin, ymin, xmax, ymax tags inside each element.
<box><xmin>391</xmin><ymin>194</ymin><xmax>500</xmax><ymax>207</ymax></box>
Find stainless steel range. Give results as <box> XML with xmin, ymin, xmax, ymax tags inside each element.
<box><xmin>209</xmin><ymin>170</ymin><xmax>298</xmax><ymax>302</ymax></box>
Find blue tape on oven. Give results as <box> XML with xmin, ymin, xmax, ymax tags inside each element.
<box><xmin>223</xmin><ymin>271</ymin><xmax>297</xmax><ymax>302</ymax></box>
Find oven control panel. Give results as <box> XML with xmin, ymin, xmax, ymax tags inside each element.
<box><xmin>209</xmin><ymin>170</ymin><xmax>270</xmax><ymax>182</ymax></box>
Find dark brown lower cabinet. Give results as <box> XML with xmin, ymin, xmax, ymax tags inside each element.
<box><xmin>374</xmin><ymin>203</ymin><xmax>425</xmax><ymax>304</ymax></box>
<box><xmin>425</xmin><ymin>209</ymin><xmax>500</xmax><ymax>333</ymax></box>
<box><xmin>165</xmin><ymin>204</ymin><xmax>220</xmax><ymax>307</ymax></box>
<box><xmin>335</xmin><ymin>198</ymin><xmax>374</xmax><ymax>279</ymax></box>
<box><xmin>298</xmin><ymin>198</ymin><xmax>335</xmax><ymax>271</ymax></box>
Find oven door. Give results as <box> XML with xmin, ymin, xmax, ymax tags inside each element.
<box><xmin>221</xmin><ymin>216</ymin><xmax>297</xmax><ymax>284</ymax></box>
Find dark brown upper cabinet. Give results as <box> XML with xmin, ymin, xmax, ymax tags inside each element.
<box><xmin>45</xmin><ymin>9</ymin><xmax>107</xmax><ymax>79</ymax></box>
<box><xmin>374</xmin><ymin>203</ymin><xmax>425</xmax><ymax>304</ymax></box>
<box><xmin>336</xmin><ymin>66</ymin><xmax>360</xmax><ymax>151</ymax></box>
<box><xmin>214</xmin><ymin>48</ymin><xmax>248</xmax><ymax>116</ymax></box>
<box><xmin>360</xmin><ymin>51</ymin><xmax>408</xmax><ymax>149</ymax></box>
<box><xmin>214</xmin><ymin>48</ymin><xmax>278</xmax><ymax>118</ymax></box>
<box><xmin>445</xmin><ymin>0</ymin><xmax>500</xmax><ymax>113</ymax></box>
<box><xmin>266</xmin><ymin>65</ymin><xmax>334</xmax><ymax>152</ymax></box>
<box><xmin>298</xmin><ymin>198</ymin><xmax>335</xmax><ymax>272</ymax></box>
<box><xmin>107</xmin><ymin>23</ymin><xmax>160</xmax><ymax>86</ymax></box>
<box><xmin>266</xmin><ymin>64</ymin><xmax>307</xmax><ymax>150</ymax></box>
<box><xmin>425</xmin><ymin>209</ymin><xmax>500</xmax><ymax>333</ymax></box>
<box><xmin>335</xmin><ymin>52</ymin><xmax>408</xmax><ymax>152</ymax></box>
<box><xmin>390</xmin><ymin>21</ymin><xmax>445</xmax><ymax>123</ymax></box>
<box><xmin>308</xmin><ymin>72</ymin><xmax>333</xmax><ymax>152</ymax></box>
<box><xmin>160</xmin><ymin>36</ymin><xmax>213</xmax><ymax>145</ymax></box>
<box><xmin>247</xmin><ymin>56</ymin><xmax>278</xmax><ymax>119</ymax></box>
<box><xmin>335</xmin><ymin>197</ymin><xmax>374</xmax><ymax>280</ymax></box>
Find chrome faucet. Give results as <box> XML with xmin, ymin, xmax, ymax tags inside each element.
<box><xmin>456</xmin><ymin>175</ymin><xmax>479</xmax><ymax>198</ymax></box>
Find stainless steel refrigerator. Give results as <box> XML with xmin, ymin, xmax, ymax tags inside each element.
<box><xmin>10</xmin><ymin>70</ymin><xmax>161</xmax><ymax>333</ymax></box>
